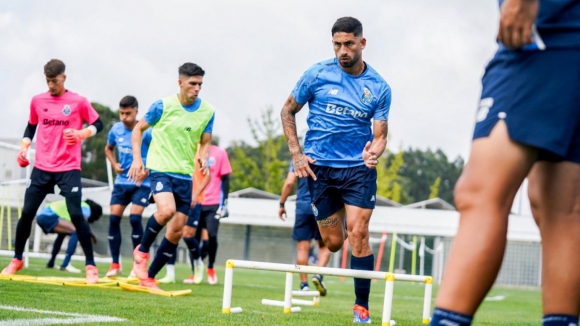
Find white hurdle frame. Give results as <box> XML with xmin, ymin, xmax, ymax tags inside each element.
<box><xmin>222</xmin><ymin>259</ymin><xmax>433</xmax><ymax>326</ymax></box>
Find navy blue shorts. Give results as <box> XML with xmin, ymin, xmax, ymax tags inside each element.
<box><xmin>110</xmin><ymin>184</ymin><xmax>151</xmax><ymax>207</ymax></box>
<box><xmin>150</xmin><ymin>173</ymin><xmax>192</xmax><ymax>215</ymax></box>
<box><xmin>186</xmin><ymin>203</ymin><xmax>202</xmax><ymax>229</ymax></box>
<box><xmin>27</xmin><ymin>168</ymin><xmax>82</xmax><ymax>198</ymax></box>
<box><xmin>474</xmin><ymin>49</ymin><xmax>580</xmax><ymax>163</ymax></box>
<box><xmin>36</xmin><ymin>212</ymin><xmax>59</xmax><ymax>234</ymax></box>
<box><xmin>293</xmin><ymin>213</ymin><xmax>321</xmax><ymax>241</ymax></box>
<box><xmin>307</xmin><ymin>164</ymin><xmax>377</xmax><ymax>220</ymax></box>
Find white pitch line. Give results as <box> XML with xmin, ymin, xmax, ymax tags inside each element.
<box><xmin>0</xmin><ymin>305</ymin><xmax>125</xmax><ymax>325</ymax></box>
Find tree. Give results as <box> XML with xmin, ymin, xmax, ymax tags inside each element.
<box><xmin>376</xmin><ymin>150</ymin><xmax>407</xmax><ymax>203</ymax></box>
<box><xmin>81</xmin><ymin>103</ymin><xmax>118</xmax><ymax>182</ymax></box>
<box><xmin>227</xmin><ymin>106</ymin><xmax>289</xmax><ymax>194</ymax></box>
<box><xmin>429</xmin><ymin>176</ymin><xmax>441</xmax><ymax>199</ymax></box>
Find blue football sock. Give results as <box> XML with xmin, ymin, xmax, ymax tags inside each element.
<box><xmin>543</xmin><ymin>314</ymin><xmax>579</xmax><ymax>326</ymax></box>
<box><xmin>351</xmin><ymin>254</ymin><xmax>374</xmax><ymax>310</ymax></box>
<box><xmin>183</xmin><ymin>236</ymin><xmax>200</xmax><ymax>270</ymax></box>
<box><xmin>148</xmin><ymin>237</ymin><xmax>178</xmax><ymax>279</ymax></box>
<box><xmin>140</xmin><ymin>215</ymin><xmax>163</xmax><ymax>253</ymax></box>
<box><xmin>63</xmin><ymin>232</ymin><xmax>80</xmax><ymax>267</ymax></box>
<box><xmin>430</xmin><ymin>307</ymin><xmax>473</xmax><ymax>326</ymax></box>
<box><xmin>129</xmin><ymin>214</ymin><xmax>143</xmax><ymax>249</ymax></box>
<box><xmin>108</xmin><ymin>215</ymin><xmax>122</xmax><ymax>263</ymax></box>
<box><xmin>167</xmin><ymin>246</ymin><xmax>177</xmax><ymax>265</ymax></box>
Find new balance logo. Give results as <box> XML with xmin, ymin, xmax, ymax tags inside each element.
<box><xmin>148</xmin><ymin>227</ymin><xmax>158</xmax><ymax>233</ymax></box>
<box><xmin>71</xmin><ymin>187</ymin><xmax>79</xmax><ymax>193</ymax></box>
<box><xmin>325</xmin><ymin>104</ymin><xmax>368</xmax><ymax>118</ymax></box>
<box><xmin>370</xmin><ymin>195</ymin><xmax>375</xmax><ymax>202</ymax></box>
<box><xmin>132</xmin><ymin>235</ymin><xmax>140</xmax><ymax>238</ymax></box>
<box><xmin>327</xmin><ymin>88</ymin><xmax>338</xmax><ymax>95</ymax></box>
<box><xmin>108</xmin><ymin>236</ymin><xmax>114</xmax><ymax>240</ymax></box>
<box><xmin>162</xmin><ymin>252</ymin><xmax>172</xmax><ymax>257</ymax></box>
<box><xmin>185</xmin><ymin>127</ymin><xmax>192</xmax><ymax>132</ymax></box>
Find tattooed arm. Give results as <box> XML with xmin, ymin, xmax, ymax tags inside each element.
<box><xmin>362</xmin><ymin>120</ymin><xmax>388</xmax><ymax>169</ymax></box>
<box><xmin>280</xmin><ymin>94</ymin><xmax>317</xmax><ymax>179</ymax></box>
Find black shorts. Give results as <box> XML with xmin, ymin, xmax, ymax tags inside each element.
<box><xmin>186</xmin><ymin>203</ymin><xmax>202</xmax><ymax>229</ymax></box>
<box><xmin>308</xmin><ymin>164</ymin><xmax>377</xmax><ymax>220</ymax></box>
<box><xmin>110</xmin><ymin>184</ymin><xmax>151</xmax><ymax>207</ymax></box>
<box><xmin>27</xmin><ymin>168</ymin><xmax>82</xmax><ymax>198</ymax></box>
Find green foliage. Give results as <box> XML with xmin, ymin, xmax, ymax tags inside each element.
<box><xmin>376</xmin><ymin>150</ymin><xmax>407</xmax><ymax>203</ymax></box>
<box><xmin>429</xmin><ymin>176</ymin><xmax>441</xmax><ymax>199</ymax></box>
<box><xmin>80</xmin><ymin>102</ymin><xmax>118</xmax><ymax>182</ymax></box>
<box><xmin>386</xmin><ymin>148</ymin><xmax>464</xmax><ymax>205</ymax></box>
<box><xmin>227</xmin><ymin>106</ymin><xmax>289</xmax><ymax>194</ymax></box>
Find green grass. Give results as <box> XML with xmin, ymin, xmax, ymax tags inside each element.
<box><xmin>0</xmin><ymin>257</ymin><xmax>541</xmax><ymax>325</ymax></box>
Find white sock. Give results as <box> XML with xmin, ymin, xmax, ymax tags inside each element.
<box><xmin>166</xmin><ymin>264</ymin><xmax>175</xmax><ymax>278</ymax></box>
<box><xmin>197</xmin><ymin>258</ymin><xmax>203</xmax><ymax>267</ymax></box>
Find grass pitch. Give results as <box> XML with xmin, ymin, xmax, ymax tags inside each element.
<box><xmin>0</xmin><ymin>257</ymin><xmax>541</xmax><ymax>325</ymax></box>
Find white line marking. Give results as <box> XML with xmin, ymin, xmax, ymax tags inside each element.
<box><xmin>484</xmin><ymin>295</ymin><xmax>506</xmax><ymax>301</ymax></box>
<box><xmin>0</xmin><ymin>305</ymin><xmax>125</xmax><ymax>325</ymax></box>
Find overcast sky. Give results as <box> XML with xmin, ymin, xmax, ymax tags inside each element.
<box><xmin>0</xmin><ymin>0</ymin><xmax>500</xmax><ymax>161</ymax></box>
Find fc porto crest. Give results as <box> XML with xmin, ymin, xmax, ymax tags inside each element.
<box><xmin>62</xmin><ymin>105</ymin><xmax>71</xmax><ymax>116</ymax></box>
<box><xmin>208</xmin><ymin>156</ymin><xmax>216</xmax><ymax>167</ymax></box>
<box><xmin>311</xmin><ymin>204</ymin><xmax>318</xmax><ymax>217</ymax></box>
<box><xmin>360</xmin><ymin>87</ymin><xmax>373</xmax><ymax>105</ymax></box>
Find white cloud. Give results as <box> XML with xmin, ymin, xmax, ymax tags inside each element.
<box><xmin>0</xmin><ymin>0</ymin><xmax>500</xmax><ymax>161</ymax></box>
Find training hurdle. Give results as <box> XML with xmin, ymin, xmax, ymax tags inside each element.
<box><xmin>222</xmin><ymin>259</ymin><xmax>433</xmax><ymax>326</ymax></box>
<box><xmin>261</xmin><ymin>287</ymin><xmax>320</xmax><ymax>310</ymax></box>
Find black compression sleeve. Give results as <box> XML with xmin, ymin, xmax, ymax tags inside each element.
<box><xmin>23</xmin><ymin>123</ymin><xmax>37</xmax><ymax>140</ymax></box>
<box><xmin>221</xmin><ymin>174</ymin><xmax>230</xmax><ymax>200</ymax></box>
<box><xmin>91</xmin><ymin>118</ymin><xmax>104</xmax><ymax>133</ymax></box>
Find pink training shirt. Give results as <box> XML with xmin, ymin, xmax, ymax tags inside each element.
<box><xmin>29</xmin><ymin>91</ymin><xmax>99</xmax><ymax>172</ymax></box>
<box><xmin>202</xmin><ymin>145</ymin><xmax>232</xmax><ymax>206</ymax></box>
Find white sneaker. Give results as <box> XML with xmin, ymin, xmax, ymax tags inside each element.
<box><xmin>128</xmin><ymin>269</ymin><xmax>136</xmax><ymax>278</ymax></box>
<box><xmin>158</xmin><ymin>275</ymin><xmax>176</xmax><ymax>284</ymax></box>
<box><xmin>194</xmin><ymin>260</ymin><xmax>204</xmax><ymax>284</ymax></box>
<box><xmin>61</xmin><ymin>264</ymin><xmax>82</xmax><ymax>274</ymax></box>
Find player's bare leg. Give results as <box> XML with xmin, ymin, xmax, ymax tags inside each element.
<box><xmin>528</xmin><ymin>161</ymin><xmax>580</xmax><ymax>317</ymax></box>
<box><xmin>316</xmin><ymin>207</ymin><xmax>347</xmax><ymax>252</ymax></box>
<box><xmin>296</xmin><ymin>240</ymin><xmax>311</xmax><ymax>289</ymax></box>
<box><xmin>434</xmin><ymin>121</ymin><xmax>537</xmax><ymax>316</ymax></box>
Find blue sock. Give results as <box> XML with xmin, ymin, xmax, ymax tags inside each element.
<box><xmin>148</xmin><ymin>237</ymin><xmax>178</xmax><ymax>279</ymax></box>
<box><xmin>140</xmin><ymin>215</ymin><xmax>163</xmax><ymax>253</ymax></box>
<box><xmin>183</xmin><ymin>236</ymin><xmax>200</xmax><ymax>270</ymax></box>
<box><xmin>108</xmin><ymin>215</ymin><xmax>122</xmax><ymax>263</ymax></box>
<box><xmin>430</xmin><ymin>307</ymin><xmax>473</xmax><ymax>326</ymax></box>
<box><xmin>351</xmin><ymin>254</ymin><xmax>374</xmax><ymax>310</ymax></box>
<box><xmin>62</xmin><ymin>232</ymin><xmax>78</xmax><ymax>267</ymax></box>
<box><xmin>167</xmin><ymin>246</ymin><xmax>177</xmax><ymax>265</ymax></box>
<box><xmin>129</xmin><ymin>214</ymin><xmax>143</xmax><ymax>249</ymax></box>
<box><xmin>201</xmin><ymin>240</ymin><xmax>210</xmax><ymax>260</ymax></box>
<box><xmin>543</xmin><ymin>314</ymin><xmax>579</xmax><ymax>326</ymax></box>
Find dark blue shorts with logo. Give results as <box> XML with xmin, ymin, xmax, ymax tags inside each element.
<box><xmin>307</xmin><ymin>164</ymin><xmax>377</xmax><ymax>221</ymax></box>
<box><xmin>150</xmin><ymin>172</ymin><xmax>192</xmax><ymax>215</ymax></box>
<box><xmin>110</xmin><ymin>184</ymin><xmax>151</xmax><ymax>207</ymax></box>
<box><xmin>474</xmin><ymin>49</ymin><xmax>580</xmax><ymax>163</ymax></box>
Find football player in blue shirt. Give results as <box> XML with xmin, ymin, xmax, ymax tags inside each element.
<box><xmin>104</xmin><ymin>96</ymin><xmax>152</xmax><ymax>277</ymax></box>
<box><xmin>431</xmin><ymin>1</ymin><xmax>580</xmax><ymax>326</ymax></box>
<box><xmin>281</xmin><ymin>17</ymin><xmax>391</xmax><ymax>324</ymax></box>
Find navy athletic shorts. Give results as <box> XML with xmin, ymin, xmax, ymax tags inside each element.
<box><xmin>308</xmin><ymin>164</ymin><xmax>377</xmax><ymax>220</ymax></box>
<box><xmin>474</xmin><ymin>49</ymin><xmax>580</xmax><ymax>163</ymax></box>
<box><xmin>186</xmin><ymin>203</ymin><xmax>202</xmax><ymax>229</ymax></box>
<box><xmin>110</xmin><ymin>184</ymin><xmax>151</xmax><ymax>207</ymax></box>
<box><xmin>292</xmin><ymin>213</ymin><xmax>322</xmax><ymax>241</ymax></box>
<box><xmin>27</xmin><ymin>168</ymin><xmax>82</xmax><ymax>198</ymax></box>
<box><xmin>150</xmin><ymin>172</ymin><xmax>192</xmax><ymax>215</ymax></box>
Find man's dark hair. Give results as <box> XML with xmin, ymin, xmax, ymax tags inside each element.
<box><xmin>44</xmin><ymin>59</ymin><xmax>66</xmax><ymax>78</ymax></box>
<box><xmin>85</xmin><ymin>199</ymin><xmax>103</xmax><ymax>224</ymax></box>
<box><xmin>211</xmin><ymin>135</ymin><xmax>220</xmax><ymax>146</ymax></box>
<box><xmin>119</xmin><ymin>95</ymin><xmax>138</xmax><ymax>109</ymax></box>
<box><xmin>179</xmin><ymin>63</ymin><xmax>205</xmax><ymax>77</ymax></box>
<box><xmin>331</xmin><ymin>17</ymin><xmax>363</xmax><ymax>37</ymax></box>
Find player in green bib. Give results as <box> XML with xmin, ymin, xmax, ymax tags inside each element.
<box><xmin>127</xmin><ymin>62</ymin><xmax>214</xmax><ymax>289</ymax></box>
<box><xmin>36</xmin><ymin>199</ymin><xmax>102</xmax><ymax>272</ymax></box>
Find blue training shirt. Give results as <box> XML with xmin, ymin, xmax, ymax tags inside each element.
<box><xmin>498</xmin><ymin>0</ymin><xmax>580</xmax><ymax>51</ymax></box>
<box><xmin>289</xmin><ymin>162</ymin><xmax>312</xmax><ymax>215</ymax></box>
<box><xmin>291</xmin><ymin>58</ymin><xmax>391</xmax><ymax>168</ymax></box>
<box><xmin>144</xmin><ymin>98</ymin><xmax>214</xmax><ymax>181</ymax></box>
<box><xmin>107</xmin><ymin>122</ymin><xmax>152</xmax><ymax>186</ymax></box>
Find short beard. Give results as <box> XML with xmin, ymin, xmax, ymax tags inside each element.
<box><xmin>338</xmin><ymin>55</ymin><xmax>360</xmax><ymax>68</ymax></box>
